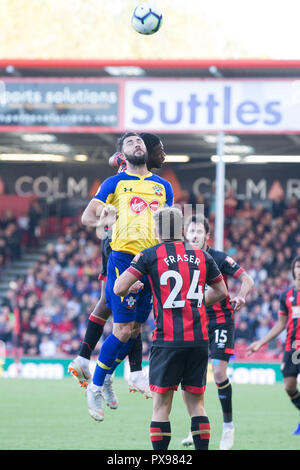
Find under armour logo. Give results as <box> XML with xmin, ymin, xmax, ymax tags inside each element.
<box><xmin>124</xmin><ymin>187</ymin><xmax>133</xmax><ymax>192</ymax></box>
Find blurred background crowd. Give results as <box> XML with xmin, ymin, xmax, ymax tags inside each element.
<box><xmin>0</xmin><ymin>189</ymin><xmax>299</xmax><ymax>362</ymax></box>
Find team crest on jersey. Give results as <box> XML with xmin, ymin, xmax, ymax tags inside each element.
<box><xmin>152</xmin><ymin>185</ymin><xmax>163</xmax><ymax>196</ymax></box>
<box><xmin>129</xmin><ymin>196</ymin><xmax>159</xmax><ymax>214</ymax></box>
<box><xmin>225</xmin><ymin>256</ymin><xmax>237</xmax><ymax>267</ymax></box>
<box><xmin>125</xmin><ymin>296</ymin><xmax>136</xmax><ymax>310</ymax></box>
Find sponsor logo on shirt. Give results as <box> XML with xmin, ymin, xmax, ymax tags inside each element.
<box><xmin>129</xmin><ymin>196</ymin><xmax>159</xmax><ymax>214</ymax></box>
<box><xmin>225</xmin><ymin>256</ymin><xmax>237</xmax><ymax>268</ymax></box>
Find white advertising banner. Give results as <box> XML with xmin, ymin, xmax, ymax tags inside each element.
<box><xmin>124</xmin><ymin>79</ymin><xmax>300</xmax><ymax>133</ymax></box>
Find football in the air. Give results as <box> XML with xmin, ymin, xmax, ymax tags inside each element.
<box><xmin>131</xmin><ymin>3</ymin><xmax>163</xmax><ymax>35</ymax></box>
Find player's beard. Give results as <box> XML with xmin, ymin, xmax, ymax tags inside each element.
<box><xmin>125</xmin><ymin>150</ymin><xmax>148</xmax><ymax>166</ymax></box>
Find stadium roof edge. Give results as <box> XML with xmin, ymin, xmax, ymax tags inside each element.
<box><xmin>1</xmin><ymin>58</ymin><xmax>300</xmax><ymax>69</ymax></box>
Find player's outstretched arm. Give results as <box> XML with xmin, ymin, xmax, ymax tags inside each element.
<box><xmin>81</xmin><ymin>200</ymin><xmax>117</xmax><ymax>237</ymax></box>
<box><xmin>205</xmin><ymin>279</ymin><xmax>228</xmax><ymax>306</ymax></box>
<box><xmin>81</xmin><ymin>199</ymin><xmax>105</xmax><ymax>227</ymax></box>
<box><xmin>247</xmin><ymin>315</ymin><xmax>288</xmax><ymax>355</ymax></box>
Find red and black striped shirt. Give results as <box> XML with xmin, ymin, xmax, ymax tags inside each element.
<box><xmin>128</xmin><ymin>240</ymin><xmax>223</xmax><ymax>348</ymax></box>
<box><xmin>278</xmin><ymin>287</ymin><xmax>300</xmax><ymax>351</ymax></box>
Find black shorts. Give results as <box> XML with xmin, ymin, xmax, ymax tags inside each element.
<box><xmin>149</xmin><ymin>345</ymin><xmax>208</xmax><ymax>394</ymax></box>
<box><xmin>208</xmin><ymin>321</ymin><xmax>235</xmax><ymax>362</ymax></box>
<box><xmin>281</xmin><ymin>350</ymin><xmax>300</xmax><ymax>378</ymax></box>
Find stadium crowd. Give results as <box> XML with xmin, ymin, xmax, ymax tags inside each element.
<box><xmin>0</xmin><ymin>201</ymin><xmax>43</xmax><ymax>272</ymax></box>
<box><xmin>0</xmin><ymin>209</ymin><xmax>24</xmax><ymax>270</ymax></box>
<box><xmin>0</xmin><ymin>191</ymin><xmax>299</xmax><ymax>361</ymax></box>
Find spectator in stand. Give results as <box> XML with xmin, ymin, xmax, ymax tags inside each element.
<box><xmin>0</xmin><ymin>209</ymin><xmax>17</xmax><ymax>230</ymax></box>
<box><xmin>76</xmin><ymin>313</ymin><xmax>88</xmax><ymax>339</ymax></box>
<box><xmin>208</xmin><ymin>183</ymin><xmax>216</xmax><ymax>218</ymax></box>
<box><xmin>0</xmin><ymin>207</ymin><xmax>44</xmax><ymax>270</ymax></box>
<box><xmin>261</xmin><ymin>248</ymin><xmax>276</xmax><ymax>275</ymax></box>
<box><xmin>48</xmin><ymin>257</ymin><xmax>62</xmax><ymax>280</ymax></box>
<box><xmin>271</xmin><ymin>194</ymin><xmax>286</xmax><ymax>219</ymax></box>
<box><xmin>246</xmin><ymin>309</ymin><xmax>261</xmax><ymax>340</ymax></box>
<box><xmin>238</xmin><ymin>200</ymin><xmax>255</xmax><ymax>220</ymax></box>
<box><xmin>255</xmin><ymin>315</ymin><xmax>273</xmax><ymax>341</ymax></box>
<box><xmin>223</xmin><ymin>239</ymin><xmax>237</xmax><ymax>257</ymax></box>
<box><xmin>39</xmin><ymin>335</ymin><xmax>56</xmax><ymax>357</ymax></box>
<box><xmin>235</xmin><ymin>318</ymin><xmax>251</xmax><ymax>344</ymax></box>
<box><xmin>249</xmin><ymin>259</ymin><xmax>268</xmax><ymax>286</ymax></box>
<box><xmin>260</xmin><ymin>293</ymin><xmax>271</xmax><ymax>317</ymax></box>
<box><xmin>224</xmin><ymin>189</ymin><xmax>238</xmax><ymax>225</ymax></box>
<box><xmin>286</xmin><ymin>196</ymin><xmax>299</xmax><ymax>221</ymax></box>
<box><xmin>22</xmin><ymin>332</ymin><xmax>39</xmax><ymax>356</ymax></box>
<box><xmin>0</xmin><ymin>176</ymin><xmax>5</xmax><ymax>196</ymax></box>
<box><xmin>0</xmin><ymin>253</ymin><xmax>5</xmax><ymax>273</ymax></box>
<box><xmin>56</xmin><ymin>313</ymin><xmax>75</xmax><ymax>336</ymax></box>
<box><xmin>0</xmin><ymin>306</ymin><xmax>13</xmax><ymax>345</ymax></box>
<box><xmin>269</xmin><ymin>298</ymin><xmax>281</xmax><ymax>321</ymax></box>
<box><xmin>44</xmin><ymin>243</ymin><xmax>56</xmax><ymax>261</ymax></box>
<box><xmin>5</xmin><ymin>222</ymin><xmax>22</xmax><ymax>261</ymax></box>
<box><xmin>0</xmin><ymin>237</ymin><xmax>9</xmax><ymax>268</ymax></box>
<box><xmin>17</xmin><ymin>212</ymin><xmax>30</xmax><ymax>245</ymax></box>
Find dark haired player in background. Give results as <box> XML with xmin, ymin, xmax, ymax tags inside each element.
<box><xmin>248</xmin><ymin>255</ymin><xmax>300</xmax><ymax>435</ymax></box>
<box><xmin>181</xmin><ymin>215</ymin><xmax>254</xmax><ymax>450</ymax></box>
<box><xmin>68</xmin><ymin>133</ymin><xmax>167</xmax><ymax>406</ymax></box>
<box><xmin>114</xmin><ymin>206</ymin><xmax>228</xmax><ymax>450</ymax></box>
<box><xmin>77</xmin><ymin>132</ymin><xmax>173</xmax><ymax>422</ymax></box>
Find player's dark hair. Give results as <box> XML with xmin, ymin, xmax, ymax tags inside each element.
<box><xmin>154</xmin><ymin>207</ymin><xmax>183</xmax><ymax>241</ymax></box>
<box><xmin>116</xmin><ymin>131</ymin><xmax>161</xmax><ymax>156</ymax></box>
<box><xmin>291</xmin><ymin>255</ymin><xmax>300</xmax><ymax>279</ymax></box>
<box><xmin>116</xmin><ymin>132</ymin><xmax>139</xmax><ymax>152</ymax></box>
<box><xmin>139</xmin><ymin>132</ymin><xmax>161</xmax><ymax>152</ymax></box>
<box><xmin>186</xmin><ymin>214</ymin><xmax>210</xmax><ymax>234</ymax></box>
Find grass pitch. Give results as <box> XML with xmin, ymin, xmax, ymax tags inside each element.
<box><xmin>0</xmin><ymin>378</ymin><xmax>299</xmax><ymax>451</ymax></box>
